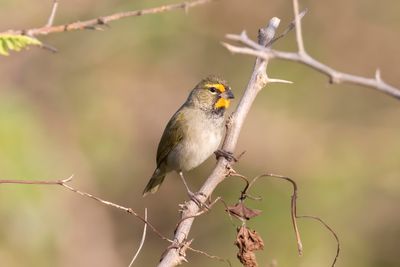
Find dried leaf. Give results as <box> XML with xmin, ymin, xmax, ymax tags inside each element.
<box><xmin>235</xmin><ymin>226</ymin><xmax>264</xmax><ymax>267</ymax></box>
<box><xmin>226</xmin><ymin>202</ymin><xmax>262</xmax><ymax>221</ymax></box>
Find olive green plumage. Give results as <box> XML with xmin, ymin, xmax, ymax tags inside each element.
<box><xmin>143</xmin><ymin>75</ymin><xmax>234</xmax><ymax>196</ymax></box>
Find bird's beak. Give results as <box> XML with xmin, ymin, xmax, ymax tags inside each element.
<box><xmin>221</xmin><ymin>89</ymin><xmax>234</xmax><ymax>99</ymax></box>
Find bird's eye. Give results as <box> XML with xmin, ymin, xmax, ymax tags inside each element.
<box><xmin>209</xmin><ymin>87</ymin><xmax>217</xmax><ymax>93</ymax></box>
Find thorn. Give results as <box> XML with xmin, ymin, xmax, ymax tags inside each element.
<box><xmin>62</xmin><ymin>174</ymin><xmax>74</xmax><ymax>183</ymax></box>
<box><xmin>375</xmin><ymin>68</ymin><xmax>382</xmax><ymax>82</ymax></box>
<box><xmin>298</xmin><ymin>8</ymin><xmax>308</xmax><ymax>20</ymax></box>
<box><xmin>220</xmin><ymin>42</ymin><xmax>237</xmax><ymax>53</ymax></box>
<box><xmin>267</xmin><ymin>78</ymin><xmax>293</xmax><ymax>84</ymax></box>
<box><xmin>184</xmin><ymin>2</ymin><xmax>189</xmax><ymax>14</ymax></box>
<box><xmin>40</xmin><ymin>43</ymin><xmax>58</xmax><ymax>53</ymax></box>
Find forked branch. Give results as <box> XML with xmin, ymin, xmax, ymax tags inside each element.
<box><xmin>223</xmin><ymin>0</ymin><xmax>400</xmax><ymax>100</ymax></box>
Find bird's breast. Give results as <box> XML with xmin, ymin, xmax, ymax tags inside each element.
<box><xmin>167</xmin><ymin>110</ymin><xmax>224</xmax><ymax>172</ymax></box>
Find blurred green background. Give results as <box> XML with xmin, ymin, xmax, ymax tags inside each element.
<box><xmin>1</xmin><ymin>0</ymin><xmax>400</xmax><ymax>266</ymax></box>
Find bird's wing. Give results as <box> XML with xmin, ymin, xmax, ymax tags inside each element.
<box><xmin>156</xmin><ymin>109</ymin><xmax>187</xmax><ymax>167</ymax></box>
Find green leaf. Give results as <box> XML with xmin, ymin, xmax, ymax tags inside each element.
<box><xmin>0</xmin><ymin>34</ymin><xmax>42</xmax><ymax>56</ymax></box>
<box><xmin>0</xmin><ymin>39</ymin><xmax>9</xmax><ymax>56</ymax></box>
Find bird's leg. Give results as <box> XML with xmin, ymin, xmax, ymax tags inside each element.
<box><xmin>215</xmin><ymin>149</ymin><xmax>237</xmax><ymax>162</ymax></box>
<box><xmin>179</xmin><ymin>171</ymin><xmax>194</xmax><ymax>196</ymax></box>
<box><xmin>178</xmin><ymin>172</ymin><xmax>208</xmax><ymax>209</ymax></box>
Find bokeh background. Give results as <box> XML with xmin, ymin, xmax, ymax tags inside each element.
<box><xmin>1</xmin><ymin>0</ymin><xmax>400</xmax><ymax>266</ymax></box>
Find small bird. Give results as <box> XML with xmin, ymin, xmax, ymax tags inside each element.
<box><xmin>143</xmin><ymin>75</ymin><xmax>234</xmax><ymax>197</ymax></box>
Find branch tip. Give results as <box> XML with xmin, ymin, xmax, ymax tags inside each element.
<box><xmin>61</xmin><ymin>175</ymin><xmax>74</xmax><ymax>183</ymax></box>
<box><xmin>269</xmin><ymin>17</ymin><xmax>281</xmax><ymax>29</ymax></box>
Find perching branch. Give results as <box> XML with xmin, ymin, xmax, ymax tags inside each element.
<box><xmin>158</xmin><ymin>17</ymin><xmax>284</xmax><ymax>267</ymax></box>
<box><xmin>223</xmin><ymin>1</ymin><xmax>400</xmax><ymax>100</ymax></box>
<box><xmin>1</xmin><ymin>0</ymin><xmax>214</xmax><ymax>37</ymax></box>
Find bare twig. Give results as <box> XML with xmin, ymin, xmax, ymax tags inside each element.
<box><xmin>223</xmin><ymin>30</ymin><xmax>400</xmax><ymax>100</ymax></box>
<box><xmin>158</xmin><ymin>17</ymin><xmax>283</xmax><ymax>267</ymax></box>
<box><xmin>298</xmin><ymin>215</ymin><xmax>340</xmax><ymax>267</ymax></box>
<box><xmin>246</xmin><ymin>173</ymin><xmax>340</xmax><ymax>267</ymax></box>
<box><xmin>1</xmin><ymin>176</ymin><xmax>226</xmax><ymax>264</ymax></box>
<box><xmin>129</xmin><ymin>208</ymin><xmax>148</xmax><ymax>267</ymax></box>
<box><xmin>247</xmin><ymin>174</ymin><xmax>303</xmax><ymax>255</ymax></box>
<box><xmin>177</xmin><ymin>196</ymin><xmax>222</xmax><ymax>226</ymax></box>
<box><xmin>0</xmin><ymin>176</ymin><xmax>73</xmax><ymax>185</ymax></box>
<box><xmin>61</xmin><ymin>181</ymin><xmax>174</xmax><ymax>244</ymax></box>
<box><xmin>292</xmin><ymin>0</ymin><xmax>305</xmax><ymax>53</ymax></box>
<box><xmin>46</xmin><ymin>0</ymin><xmax>59</xmax><ymax>27</ymax></box>
<box><xmin>266</xmin><ymin>8</ymin><xmax>307</xmax><ymax>47</ymax></box>
<box><xmin>187</xmin><ymin>246</ymin><xmax>232</xmax><ymax>267</ymax></box>
<box><xmin>1</xmin><ymin>0</ymin><xmax>214</xmax><ymax>37</ymax></box>
<box><xmin>0</xmin><ymin>176</ymin><xmax>172</xmax><ymax>243</ymax></box>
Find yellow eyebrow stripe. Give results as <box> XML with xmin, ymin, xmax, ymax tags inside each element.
<box><xmin>205</xmin><ymin>83</ymin><xmax>225</xmax><ymax>92</ymax></box>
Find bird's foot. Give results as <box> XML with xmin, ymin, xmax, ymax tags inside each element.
<box><xmin>215</xmin><ymin>149</ymin><xmax>237</xmax><ymax>162</ymax></box>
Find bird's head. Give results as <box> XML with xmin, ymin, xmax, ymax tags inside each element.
<box><xmin>187</xmin><ymin>75</ymin><xmax>234</xmax><ymax>113</ymax></box>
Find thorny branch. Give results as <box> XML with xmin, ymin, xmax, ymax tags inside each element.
<box><xmin>0</xmin><ymin>176</ymin><xmax>228</xmax><ymax>265</ymax></box>
<box><xmin>223</xmin><ymin>0</ymin><xmax>400</xmax><ymax>100</ymax></box>
<box><xmin>1</xmin><ymin>0</ymin><xmax>213</xmax><ymax>37</ymax></box>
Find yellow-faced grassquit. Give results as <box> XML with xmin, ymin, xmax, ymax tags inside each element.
<box><xmin>143</xmin><ymin>75</ymin><xmax>234</xmax><ymax>197</ymax></box>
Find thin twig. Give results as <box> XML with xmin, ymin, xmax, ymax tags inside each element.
<box><xmin>177</xmin><ymin>197</ymin><xmax>222</xmax><ymax>226</ymax></box>
<box><xmin>0</xmin><ymin>176</ymin><xmax>172</xmax><ymax>243</ymax></box>
<box><xmin>247</xmin><ymin>173</ymin><xmax>340</xmax><ymax>267</ymax></box>
<box><xmin>266</xmin><ymin>8</ymin><xmax>307</xmax><ymax>47</ymax></box>
<box><xmin>298</xmin><ymin>215</ymin><xmax>340</xmax><ymax>267</ymax></box>
<box><xmin>1</xmin><ymin>176</ymin><xmax>227</xmax><ymax>265</ymax></box>
<box><xmin>247</xmin><ymin>174</ymin><xmax>303</xmax><ymax>255</ymax></box>
<box><xmin>46</xmin><ymin>0</ymin><xmax>59</xmax><ymax>27</ymax></box>
<box><xmin>129</xmin><ymin>208</ymin><xmax>148</xmax><ymax>267</ymax></box>
<box><xmin>61</xmin><ymin>181</ymin><xmax>174</xmax><ymax>244</ymax></box>
<box><xmin>292</xmin><ymin>0</ymin><xmax>305</xmax><ymax>53</ymax></box>
<box><xmin>186</xmin><ymin>246</ymin><xmax>232</xmax><ymax>267</ymax></box>
<box><xmin>0</xmin><ymin>176</ymin><xmax>72</xmax><ymax>185</ymax></box>
<box><xmin>2</xmin><ymin>0</ymin><xmax>214</xmax><ymax>37</ymax></box>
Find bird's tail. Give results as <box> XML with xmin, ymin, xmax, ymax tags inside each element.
<box><xmin>143</xmin><ymin>168</ymin><xmax>166</xmax><ymax>197</ymax></box>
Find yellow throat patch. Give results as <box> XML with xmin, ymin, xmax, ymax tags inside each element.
<box><xmin>215</xmin><ymin>98</ymin><xmax>230</xmax><ymax>109</ymax></box>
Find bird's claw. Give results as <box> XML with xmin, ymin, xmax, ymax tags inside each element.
<box><xmin>188</xmin><ymin>191</ymin><xmax>210</xmax><ymax>210</ymax></box>
<box><xmin>215</xmin><ymin>149</ymin><xmax>237</xmax><ymax>162</ymax></box>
